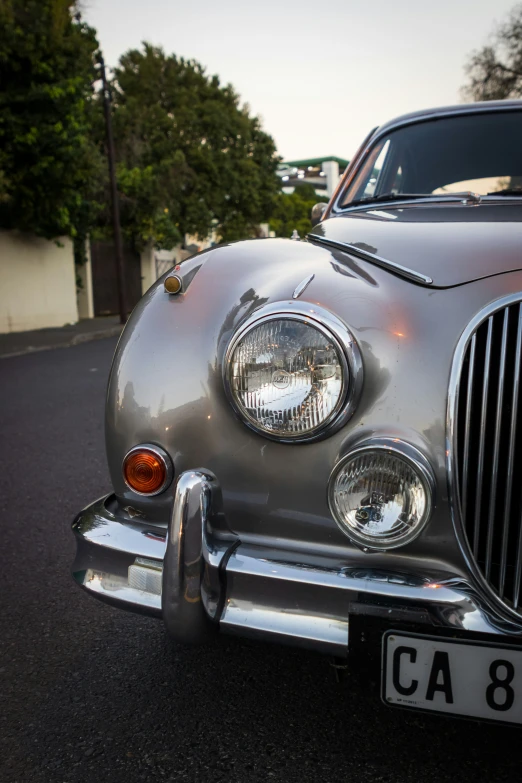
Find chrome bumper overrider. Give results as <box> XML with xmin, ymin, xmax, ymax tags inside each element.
<box><xmin>72</xmin><ymin>470</ymin><xmax>522</xmax><ymax>654</ymax></box>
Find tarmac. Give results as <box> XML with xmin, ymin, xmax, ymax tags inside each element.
<box><xmin>2</xmin><ymin>336</ymin><xmax>518</xmax><ymax>783</ymax></box>
<box><xmin>0</xmin><ymin>315</ymin><xmax>123</xmax><ymax>359</ymax></box>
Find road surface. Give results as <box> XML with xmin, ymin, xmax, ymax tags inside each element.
<box><xmin>1</xmin><ymin>338</ymin><xmax>520</xmax><ymax>782</ymax></box>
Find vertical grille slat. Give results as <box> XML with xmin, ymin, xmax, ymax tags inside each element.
<box><xmin>485</xmin><ymin>309</ymin><xmax>509</xmax><ymax>581</ymax></box>
<box><xmin>500</xmin><ymin>307</ymin><xmax>522</xmax><ymax>600</ymax></box>
<box><xmin>509</xmin><ymin>308</ymin><xmax>522</xmax><ymax>607</ymax></box>
<box><xmin>473</xmin><ymin>316</ymin><xmax>493</xmax><ymax>559</ymax></box>
<box><xmin>461</xmin><ymin>333</ymin><xmax>476</xmax><ymax>523</ymax></box>
<box><xmin>455</xmin><ymin>299</ymin><xmax>522</xmax><ymax>618</ymax></box>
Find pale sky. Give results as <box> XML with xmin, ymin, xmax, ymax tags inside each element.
<box><xmin>84</xmin><ymin>0</ymin><xmax>514</xmax><ymax>161</ymax></box>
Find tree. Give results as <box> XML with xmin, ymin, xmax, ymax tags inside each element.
<box><xmin>0</xmin><ymin>0</ymin><xmax>102</xmax><ymax>242</ymax></box>
<box><xmin>269</xmin><ymin>183</ymin><xmax>327</xmax><ymax>239</ymax></box>
<box><xmin>105</xmin><ymin>44</ymin><xmax>280</xmax><ymax>248</ymax></box>
<box><xmin>462</xmin><ymin>4</ymin><xmax>522</xmax><ymax>100</ymax></box>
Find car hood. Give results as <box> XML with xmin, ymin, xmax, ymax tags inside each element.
<box><xmin>309</xmin><ymin>203</ymin><xmax>522</xmax><ymax>288</ymax></box>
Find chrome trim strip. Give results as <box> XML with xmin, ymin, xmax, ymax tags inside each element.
<box><xmin>327</xmin><ymin>438</ymin><xmax>435</xmax><ymax>551</ymax></box>
<box><xmin>306</xmin><ymin>233</ymin><xmax>433</xmax><ymax>286</ymax></box>
<box><xmin>122</xmin><ymin>442</ymin><xmax>174</xmax><ymax>497</ymax></box>
<box><xmin>447</xmin><ymin>292</ymin><xmax>522</xmax><ymax>624</ymax></box>
<box><xmin>223</xmin><ymin>300</ymin><xmax>364</xmax><ymax>444</ymax></box>
<box><xmin>292</xmin><ymin>273</ymin><xmax>315</xmax><ymax>299</ymax></box>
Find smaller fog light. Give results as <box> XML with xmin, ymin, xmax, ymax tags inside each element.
<box><xmin>328</xmin><ymin>441</ymin><xmax>433</xmax><ymax>550</ymax></box>
<box><xmin>123</xmin><ymin>444</ymin><xmax>173</xmax><ymax>496</ymax></box>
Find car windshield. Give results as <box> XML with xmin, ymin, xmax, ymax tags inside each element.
<box><xmin>340</xmin><ymin>110</ymin><xmax>522</xmax><ymax>207</ymax></box>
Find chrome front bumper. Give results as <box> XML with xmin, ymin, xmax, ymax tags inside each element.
<box><xmin>72</xmin><ymin>470</ymin><xmax>522</xmax><ymax>655</ymax></box>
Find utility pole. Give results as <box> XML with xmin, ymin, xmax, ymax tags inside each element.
<box><xmin>98</xmin><ymin>53</ymin><xmax>128</xmax><ymax>325</ymax></box>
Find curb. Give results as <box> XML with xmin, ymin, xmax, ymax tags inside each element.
<box><xmin>0</xmin><ymin>325</ymin><xmax>123</xmax><ymax>360</ymax></box>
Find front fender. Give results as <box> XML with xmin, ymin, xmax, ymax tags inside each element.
<box><xmin>105</xmin><ymin>235</ymin><xmax>522</xmax><ymax>577</ymax></box>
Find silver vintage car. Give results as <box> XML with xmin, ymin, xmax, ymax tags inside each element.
<box><xmin>73</xmin><ymin>100</ymin><xmax>522</xmax><ymax>725</ymax></box>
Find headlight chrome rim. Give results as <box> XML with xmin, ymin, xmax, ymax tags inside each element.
<box><xmin>328</xmin><ymin>439</ymin><xmax>435</xmax><ymax>550</ymax></box>
<box><xmin>223</xmin><ymin>301</ymin><xmax>363</xmax><ymax>443</ymax></box>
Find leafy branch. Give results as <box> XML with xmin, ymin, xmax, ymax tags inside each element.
<box><xmin>462</xmin><ymin>4</ymin><xmax>522</xmax><ymax>100</ymax></box>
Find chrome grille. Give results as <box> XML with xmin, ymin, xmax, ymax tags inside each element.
<box><xmin>454</xmin><ymin>297</ymin><xmax>522</xmax><ymax>616</ymax></box>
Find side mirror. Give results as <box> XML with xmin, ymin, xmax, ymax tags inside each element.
<box><xmin>311</xmin><ymin>202</ymin><xmax>327</xmax><ymax>227</ymax></box>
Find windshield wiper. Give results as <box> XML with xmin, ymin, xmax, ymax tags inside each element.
<box><xmin>347</xmin><ymin>191</ymin><xmax>481</xmax><ymax>208</ymax></box>
<box><xmin>486</xmin><ymin>189</ymin><xmax>522</xmax><ymax>196</ymax></box>
<box><xmin>347</xmin><ymin>193</ymin><xmax>429</xmax><ymax>207</ymax></box>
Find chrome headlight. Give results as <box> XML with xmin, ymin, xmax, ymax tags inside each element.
<box><xmin>328</xmin><ymin>440</ymin><xmax>434</xmax><ymax>549</ymax></box>
<box><xmin>224</xmin><ymin>303</ymin><xmax>362</xmax><ymax>442</ymax></box>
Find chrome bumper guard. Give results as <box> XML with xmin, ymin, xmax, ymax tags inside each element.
<box><xmin>72</xmin><ymin>470</ymin><xmax>522</xmax><ymax>654</ymax></box>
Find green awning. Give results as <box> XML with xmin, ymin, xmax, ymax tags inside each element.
<box><xmin>281</xmin><ymin>156</ymin><xmax>350</xmax><ymax>169</ymax></box>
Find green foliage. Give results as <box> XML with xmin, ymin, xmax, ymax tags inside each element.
<box><xmin>0</xmin><ymin>18</ymin><xmax>280</xmax><ymax>251</ymax></box>
<box><xmin>462</xmin><ymin>4</ymin><xmax>522</xmax><ymax>100</ymax></box>
<box><xmin>269</xmin><ymin>183</ymin><xmax>328</xmax><ymax>239</ymax></box>
<box><xmin>0</xmin><ymin>0</ymin><xmax>103</xmax><ymax>241</ymax></box>
<box><xmin>108</xmin><ymin>44</ymin><xmax>280</xmax><ymax>248</ymax></box>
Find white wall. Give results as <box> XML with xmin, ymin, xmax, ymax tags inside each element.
<box><xmin>140</xmin><ymin>242</ymin><xmax>157</xmax><ymax>296</ymax></box>
<box><xmin>76</xmin><ymin>240</ymin><xmax>94</xmax><ymax>319</ymax></box>
<box><xmin>322</xmin><ymin>160</ymin><xmax>340</xmax><ymax>198</ymax></box>
<box><xmin>0</xmin><ymin>230</ymin><xmax>78</xmax><ymax>333</ymax></box>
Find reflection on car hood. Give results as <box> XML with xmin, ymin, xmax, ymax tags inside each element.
<box><xmin>309</xmin><ymin>203</ymin><xmax>522</xmax><ymax>288</ymax></box>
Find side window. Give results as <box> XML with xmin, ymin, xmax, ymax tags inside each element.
<box><xmin>390</xmin><ymin>165</ymin><xmax>403</xmax><ymax>193</ymax></box>
<box><xmin>341</xmin><ymin>137</ymin><xmax>398</xmax><ymax>206</ymax></box>
<box><xmin>361</xmin><ymin>140</ymin><xmax>391</xmax><ymax>198</ymax></box>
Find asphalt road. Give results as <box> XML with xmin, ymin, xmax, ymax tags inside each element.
<box><xmin>2</xmin><ymin>338</ymin><xmax>522</xmax><ymax>783</ymax></box>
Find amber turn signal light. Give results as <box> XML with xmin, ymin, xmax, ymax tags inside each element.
<box><xmin>164</xmin><ymin>275</ymin><xmax>182</xmax><ymax>294</ymax></box>
<box><xmin>123</xmin><ymin>445</ymin><xmax>173</xmax><ymax>496</ymax></box>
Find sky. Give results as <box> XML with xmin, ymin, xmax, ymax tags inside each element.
<box><xmin>84</xmin><ymin>0</ymin><xmax>515</xmax><ymax>162</ymax></box>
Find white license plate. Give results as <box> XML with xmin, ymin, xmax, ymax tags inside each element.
<box><xmin>383</xmin><ymin>632</ymin><xmax>522</xmax><ymax>724</ymax></box>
